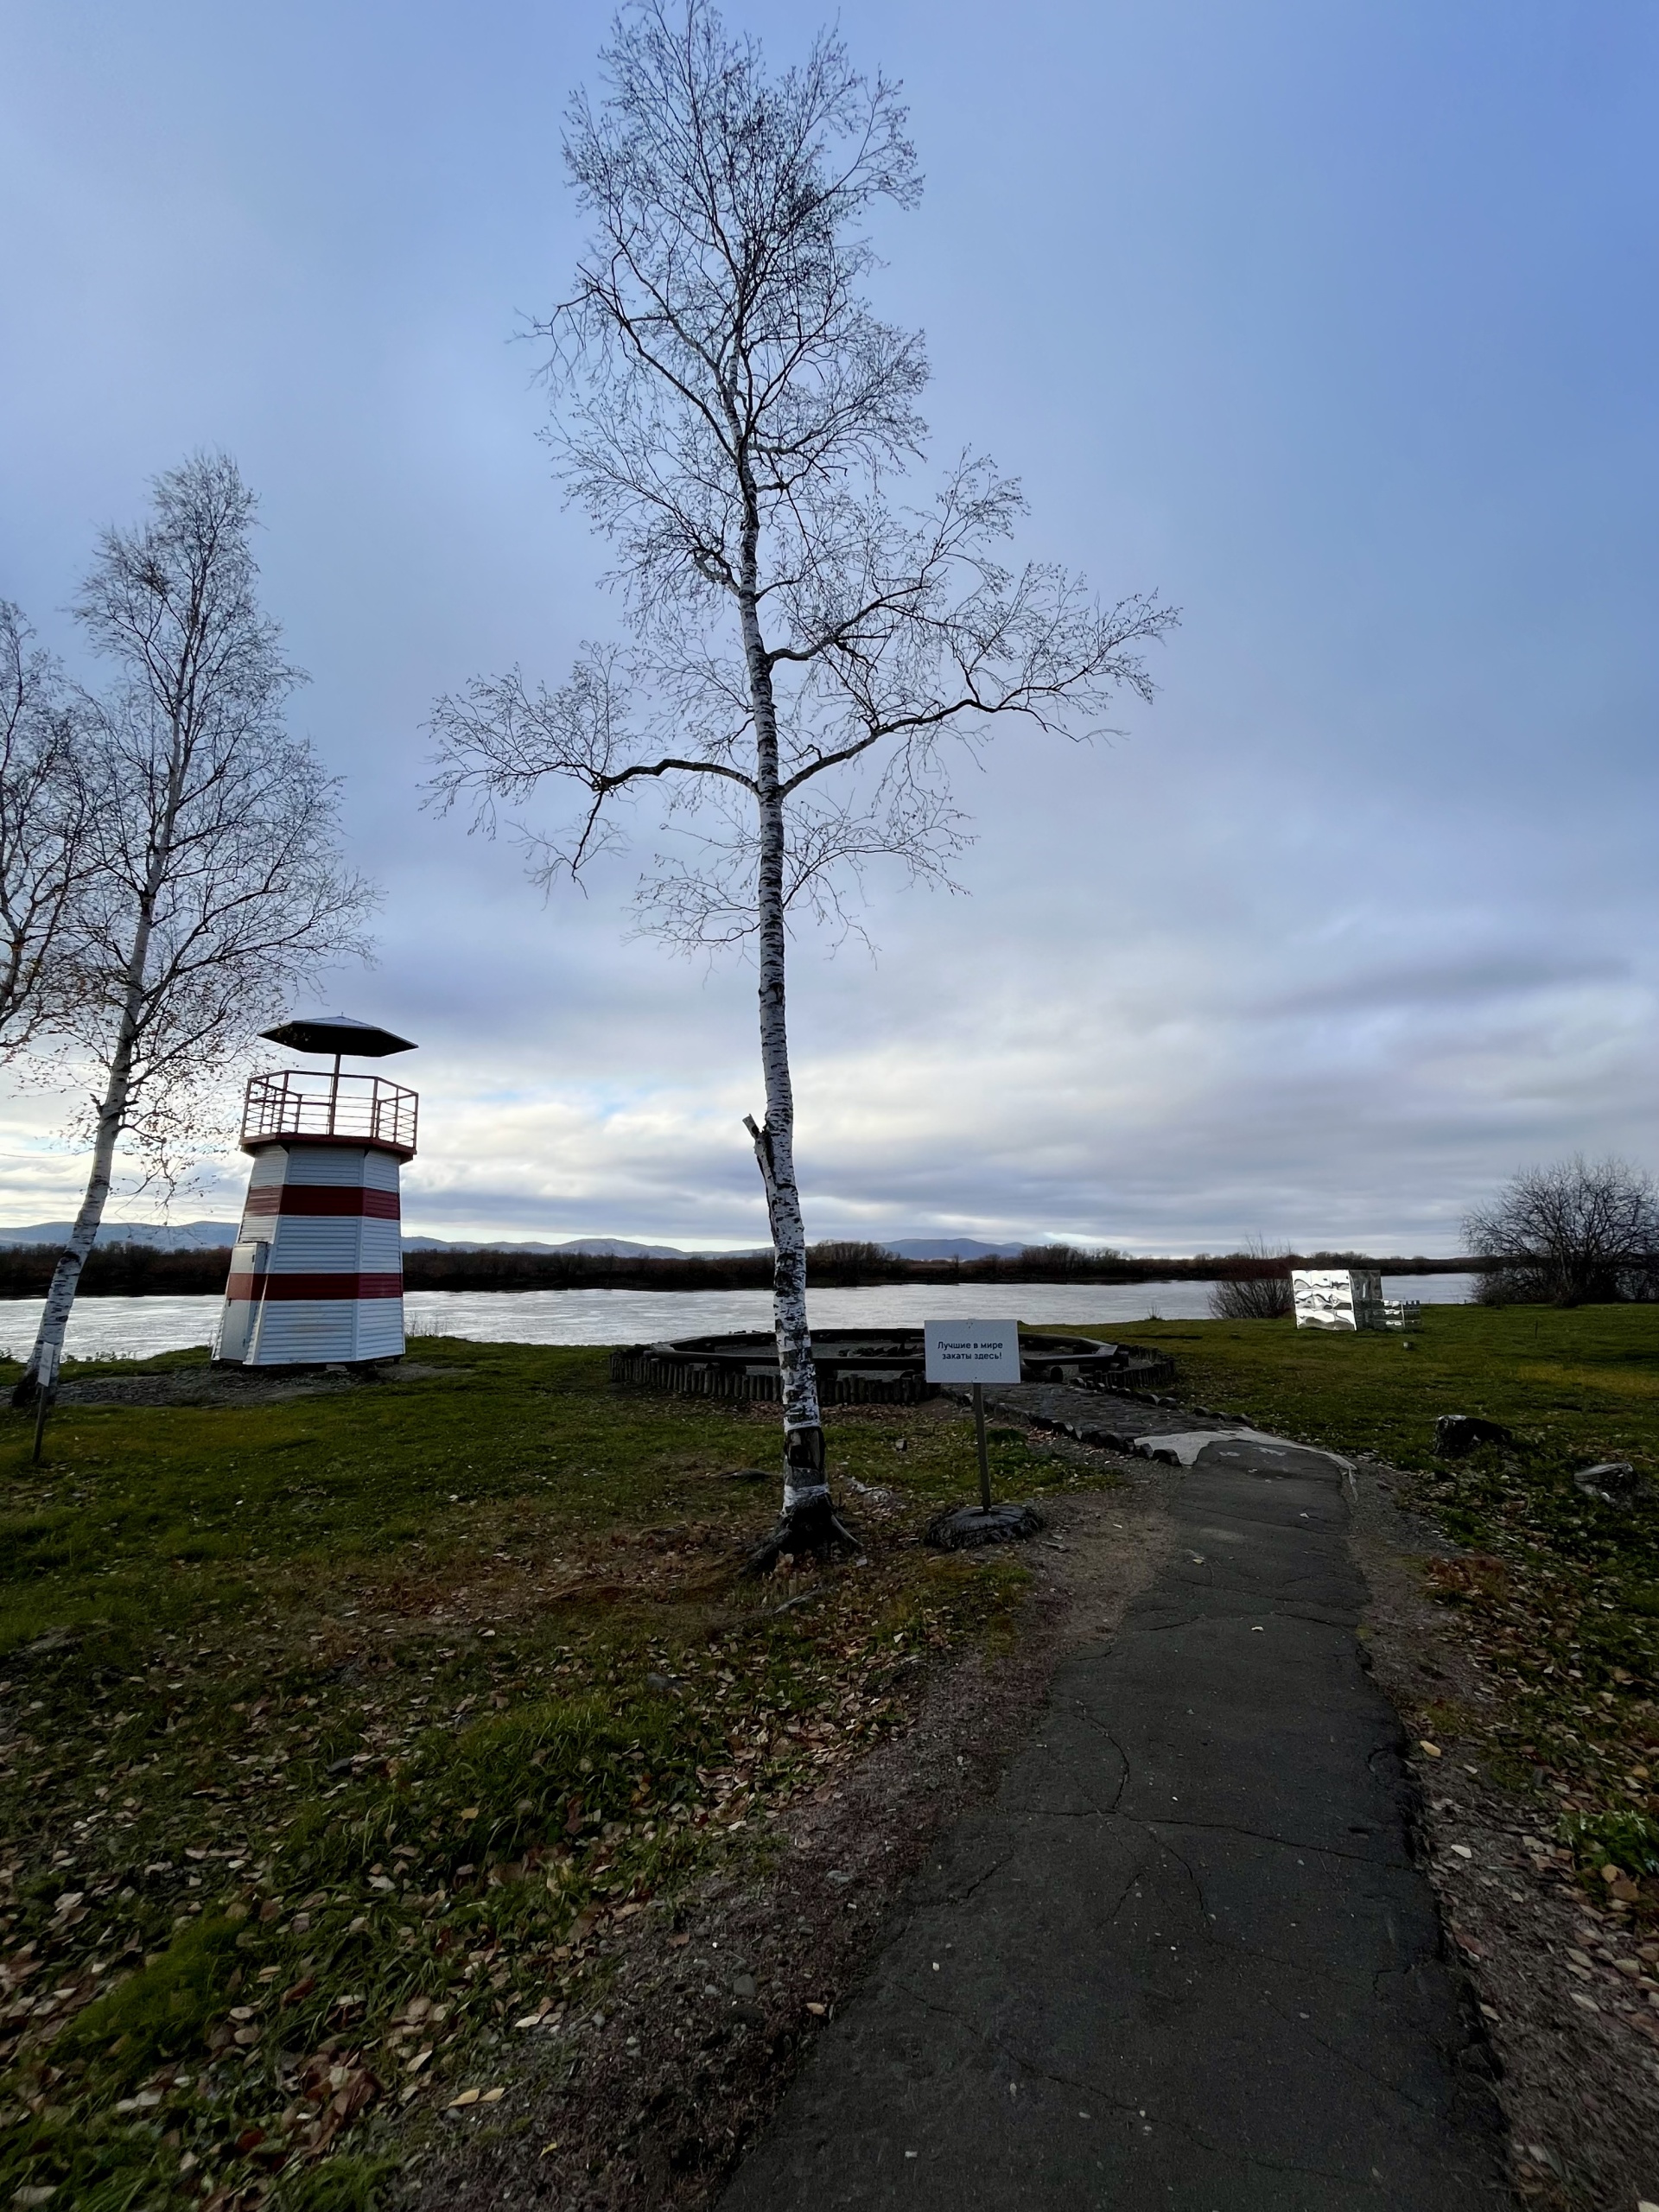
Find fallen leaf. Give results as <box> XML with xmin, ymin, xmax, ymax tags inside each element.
<box><xmin>1419</xmin><ymin>1742</ymin><xmax>1443</xmax><ymax>1758</ymax></box>
<box><xmin>482</xmin><ymin>2087</ymin><xmax>505</xmax><ymax>2102</ymax></box>
<box><xmin>805</xmin><ymin>2002</ymin><xmax>826</xmax><ymax>2017</ymax></box>
<box><xmin>448</xmin><ymin>2088</ymin><xmax>481</xmax><ymax>2108</ymax></box>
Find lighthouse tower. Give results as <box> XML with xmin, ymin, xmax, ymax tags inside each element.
<box><xmin>213</xmin><ymin>1014</ymin><xmax>418</xmax><ymax>1366</ymax></box>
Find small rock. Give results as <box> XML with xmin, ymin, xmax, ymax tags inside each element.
<box><xmin>1573</xmin><ymin>1461</ymin><xmax>1641</xmax><ymax>1503</ymax></box>
<box><xmin>22</xmin><ymin>1626</ymin><xmax>78</xmax><ymax>1658</ymax></box>
<box><xmin>1433</xmin><ymin>1414</ymin><xmax>1514</xmax><ymax>1457</ymax></box>
<box><xmin>732</xmin><ymin>1974</ymin><xmax>757</xmax><ymax>1999</ymax></box>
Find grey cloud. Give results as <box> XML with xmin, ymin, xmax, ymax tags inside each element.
<box><xmin>1</xmin><ymin>3</ymin><xmax>1655</xmax><ymax>1258</ymax></box>
<box><xmin>1258</xmin><ymin>953</ymin><xmax>1630</xmax><ymax>1021</ymax></box>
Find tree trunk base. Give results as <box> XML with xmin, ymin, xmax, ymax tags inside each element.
<box><xmin>10</xmin><ymin>1372</ymin><xmax>41</xmax><ymax>1412</ymax></box>
<box><xmin>746</xmin><ymin>1493</ymin><xmax>861</xmax><ymax>1574</ymax></box>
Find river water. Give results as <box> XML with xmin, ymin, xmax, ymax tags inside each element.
<box><xmin>0</xmin><ymin>1275</ymin><xmax>1478</xmax><ymax>1363</ymax></box>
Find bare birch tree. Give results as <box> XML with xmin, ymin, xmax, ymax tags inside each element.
<box><xmin>0</xmin><ymin>603</ymin><xmax>91</xmax><ymax>1057</ymax></box>
<box><xmin>13</xmin><ymin>454</ymin><xmax>374</xmax><ymax>1405</ymax></box>
<box><xmin>429</xmin><ymin>0</ymin><xmax>1176</xmax><ymax>1556</ymax></box>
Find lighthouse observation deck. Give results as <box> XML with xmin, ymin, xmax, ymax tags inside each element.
<box><xmin>241</xmin><ymin>1069</ymin><xmax>418</xmax><ymax>1158</ymax></box>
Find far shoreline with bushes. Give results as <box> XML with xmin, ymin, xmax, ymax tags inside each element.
<box><xmin>0</xmin><ymin>1237</ymin><xmax>1491</xmax><ymax>1300</ymax></box>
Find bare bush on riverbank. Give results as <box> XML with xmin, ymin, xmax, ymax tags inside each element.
<box><xmin>1207</xmin><ymin>1241</ymin><xmax>1294</xmax><ymax>1319</ymax></box>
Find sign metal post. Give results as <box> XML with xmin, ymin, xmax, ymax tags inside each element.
<box><xmin>972</xmin><ymin>1382</ymin><xmax>992</xmax><ymax>1510</ymax></box>
<box><xmin>924</xmin><ymin>1321</ymin><xmax>1025</xmax><ymax>1510</ymax></box>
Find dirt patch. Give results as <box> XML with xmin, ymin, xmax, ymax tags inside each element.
<box><xmin>53</xmin><ymin>1358</ymin><xmax>460</xmax><ymax>1408</ymax></box>
<box><xmin>397</xmin><ymin>1463</ymin><xmax>1170</xmax><ymax>2212</ymax></box>
<box><xmin>1351</xmin><ymin>1454</ymin><xmax>1659</xmax><ymax>2209</ymax></box>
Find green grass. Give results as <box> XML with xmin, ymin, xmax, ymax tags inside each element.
<box><xmin>0</xmin><ymin>1338</ymin><xmax>1094</xmax><ymax>2210</ymax></box>
<box><xmin>1112</xmin><ymin>1301</ymin><xmax>1659</xmax><ymax>1476</ymax></box>
<box><xmin>22</xmin><ymin>1301</ymin><xmax>1653</xmax><ymax>2202</ymax></box>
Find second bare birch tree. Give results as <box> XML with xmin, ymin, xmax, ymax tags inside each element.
<box><xmin>13</xmin><ymin>454</ymin><xmax>374</xmax><ymax>1407</ymax></box>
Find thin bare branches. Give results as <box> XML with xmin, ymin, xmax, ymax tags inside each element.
<box><xmin>429</xmin><ymin>646</ymin><xmax>756</xmax><ymax>884</ymax></box>
<box><xmin>0</xmin><ymin>604</ymin><xmax>91</xmax><ymax>1058</ymax></box>
<box><xmin>57</xmin><ymin>455</ymin><xmax>374</xmax><ymax>1141</ymax></box>
<box><xmin>428</xmin><ymin>0</ymin><xmax>1177</xmax><ymax>961</ymax></box>
<box><xmin>542</xmin><ymin>0</ymin><xmax>926</xmax><ymax>617</ymax></box>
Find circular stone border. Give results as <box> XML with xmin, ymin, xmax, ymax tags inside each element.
<box><xmin>609</xmin><ymin>1327</ymin><xmax>1175</xmax><ymax>1405</ymax></box>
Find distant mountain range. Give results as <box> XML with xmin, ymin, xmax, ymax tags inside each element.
<box><xmin>0</xmin><ymin>1222</ymin><xmax>1034</xmax><ymax>1262</ymax></box>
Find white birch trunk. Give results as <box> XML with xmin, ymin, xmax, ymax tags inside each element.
<box><xmin>17</xmin><ymin>1046</ymin><xmax>134</xmax><ymax>1398</ymax></box>
<box><xmin>16</xmin><ymin>783</ymin><xmax>168</xmax><ymax>1403</ymax></box>
<box><xmin>735</xmin><ymin>529</ymin><xmax>828</xmax><ymax>1527</ymax></box>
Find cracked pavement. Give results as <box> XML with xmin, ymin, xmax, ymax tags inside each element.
<box><xmin>720</xmin><ymin>1402</ymin><xmax>1511</xmax><ymax>2209</ymax></box>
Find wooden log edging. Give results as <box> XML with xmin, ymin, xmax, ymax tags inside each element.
<box><xmin>607</xmin><ymin>1347</ymin><xmax>934</xmax><ymax>1404</ymax></box>
<box><xmin>607</xmin><ymin>1332</ymin><xmax>1177</xmax><ymax>1405</ymax></box>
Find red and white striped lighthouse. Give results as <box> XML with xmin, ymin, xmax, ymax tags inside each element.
<box><xmin>213</xmin><ymin>1014</ymin><xmax>418</xmax><ymax>1366</ymax></box>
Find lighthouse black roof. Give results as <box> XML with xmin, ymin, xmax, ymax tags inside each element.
<box><xmin>260</xmin><ymin>1013</ymin><xmax>416</xmax><ymax>1058</ymax></box>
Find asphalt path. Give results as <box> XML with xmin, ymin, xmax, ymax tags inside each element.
<box><xmin>720</xmin><ymin>1406</ymin><xmax>1511</xmax><ymax>2211</ymax></box>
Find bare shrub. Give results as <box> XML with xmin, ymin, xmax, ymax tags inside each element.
<box><xmin>1464</xmin><ymin>1155</ymin><xmax>1659</xmax><ymax>1306</ymax></box>
<box><xmin>1208</xmin><ymin>1241</ymin><xmax>1294</xmax><ymax>1320</ymax></box>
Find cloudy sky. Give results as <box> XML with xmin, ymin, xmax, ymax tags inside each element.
<box><xmin>1</xmin><ymin>0</ymin><xmax>1654</xmax><ymax>1255</ymax></box>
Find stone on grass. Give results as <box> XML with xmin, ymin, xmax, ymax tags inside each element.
<box><xmin>1573</xmin><ymin>1462</ymin><xmax>1642</xmax><ymax>1503</ymax></box>
<box><xmin>925</xmin><ymin>1502</ymin><xmax>1046</xmax><ymax>1550</ymax></box>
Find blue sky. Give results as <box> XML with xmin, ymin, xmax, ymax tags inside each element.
<box><xmin>1</xmin><ymin>0</ymin><xmax>1654</xmax><ymax>1253</ymax></box>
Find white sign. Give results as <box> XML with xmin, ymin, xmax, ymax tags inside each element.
<box><xmin>924</xmin><ymin>1319</ymin><xmax>1024</xmax><ymax>1384</ymax></box>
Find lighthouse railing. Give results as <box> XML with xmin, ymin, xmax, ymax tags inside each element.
<box><xmin>242</xmin><ymin>1071</ymin><xmax>419</xmax><ymax>1154</ymax></box>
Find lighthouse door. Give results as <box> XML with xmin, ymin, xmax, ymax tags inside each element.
<box><xmin>216</xmin><ymin>1238</ymin><xmax>271</xmax><ymax>1363</ymax></box>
